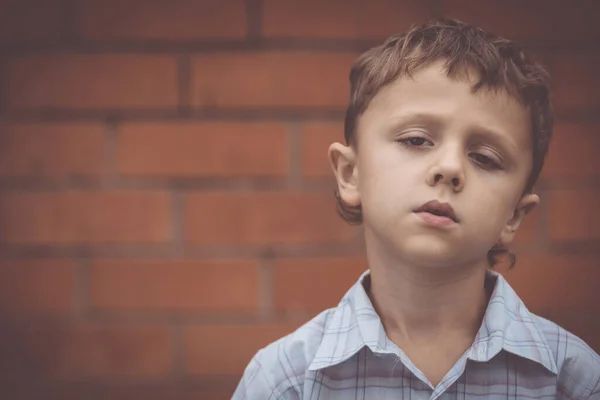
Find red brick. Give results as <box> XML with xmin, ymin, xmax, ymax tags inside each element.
<box><xmin>110</xmin><ymin>386</ymin><xmax>236</xmax><ymax>400</ymax></box>
<box><xmin>0</xmin><ymin>191</ymin><xmax>171</xmax><ymax>244</ymax></box>
<box><xmin>0</xmin><ymin>324</ymin><xmax>173</xmax><ymax>380</ymax></box>
<box><xmin>444</xmin><ymin>0</ymin><xmax>600</xmax><ymax>42</ymax></box>
<box><xmin>542</xmin><ymin>123</ymin><xmax>600</xmax><ymax>179</ymax></box>
<box><xmin>262</xmin><ymin>0</ymin><xmax>429</xmax><ymax>39</ymax></box>
<box><xmin>118</xmin><ymin>122</ymin><xmax>288</xmax><ymax>178</ymax></box>
<box><xmin>90</xmin><ymin>259</ymin><xmax>260</xmax><ymax>312</ymax></box>
<box><xmin>29</xmin><ymin>385</ymin><xmax>238</xmax><ymax>400</ymax></box>
<box><xmin>443</xmin><ymin>0</ymin><xmax>547</xmax><ymax>41</ymax></box>
<box><xmin>501</xmin><ymin>254</ymin><xmax>600</xmax><ymax>313</ymax></box>
<box><xmin>0</xmin><ymin>260</ymin><xmax>76</xmax><ymax>314</ymax></box>
<box><xmin>302</xmin><ymin>122</ymin><xmax>344</xmax><ymax>178</ymax></box>
<box><xmin>553</xmin><ymin>54</ymin><xmax>600</xmax><ymax>112</ymax></box>
<box><xmin>3</xmin><ymin>55</ymin><xmax>178</xmax><ymax>110</ymax></box>
<box><xmin>0</xmin><ymin>0</ymin><xmax>70</xmax><ymax>44</ymax></box>
<box><xmin>544</xmin><ymin>0</ymin><xmax>600</xmax><ymax>42</ymax></box>
<box><xmin>196</xmin><ymin>387</ymin><xmax>237</xmax><ymax>400</ymax></box>
<box><xmin>274</xmin><ymin>257</ymin><xmax>366</xmax><ymax>312</ymax></box>
<box><xmin>0</xmin><ymin>123</ymin><xmax>107</xmax><ymax>178</ymax></box>
<box><xmin>78</xmin><ymin>0</ymin><xmax>246</xmax><ymax>40</ymax></box>
<box><xmin>131</xmin><ymin>386</ymin><xmax>236</xmax><ymax>400</ymax></box>
<box><xmin>546</xmin><ymin>189</ymin><xmax>600</xmax><ymax>242</ymax></box>
<box><xmin>3</xmin><ymin>385</ymin><xmax>237</xmax><ymax>400</ymax></box>
<box><xmin>191</xmin><ymin>52</ymin><xmax>356</xmax><ymax>109</ymax></box>
<box><xmin>184</xmin><ymin>323</ymin><xmax>298</xmax><ymax>375</ymax></box>
<box><xmin>184</xmin><ymin>192</ymin><xmax>357</xmax><ymax>245</ymax></box>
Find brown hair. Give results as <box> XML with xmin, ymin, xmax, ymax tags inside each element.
<box><xmin>335</xmin><ymin>18</ymin><xmax>554</xmax><ymax>268</ymax></box>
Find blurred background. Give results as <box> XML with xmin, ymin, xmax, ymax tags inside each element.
<box><xmin>0</xmin><ymin>0</ymin><xmax>599</xmax><ymax>398</ymax></box>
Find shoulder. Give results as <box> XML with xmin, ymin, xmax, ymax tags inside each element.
<box><xmin>233</xmin><ymin>308</ymin><xmax>336</xmax><ymax>399</ymax></box>
<box><xmin>532</xmin><ymin>314</ymin><xmax>600</xmax><ymax>399</ymax></box>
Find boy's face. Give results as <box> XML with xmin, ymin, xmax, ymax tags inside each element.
<box><xmin>330</xmin><ymin>60</ymin><xmax>539</xmax><ymax>268</ymax></box>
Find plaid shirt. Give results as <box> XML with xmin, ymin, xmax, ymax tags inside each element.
<box><xmin>233</xmin><ymin>270</ymin><xmax>600</xmax><ymax>399</ymax></box>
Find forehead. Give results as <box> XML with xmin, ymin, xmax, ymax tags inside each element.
<box><xmin>359</xmin><ymin>60</ymin><xmax>532</xmax><ymax>154</ymax></box>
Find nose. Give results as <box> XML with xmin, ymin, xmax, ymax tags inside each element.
<box><xmin>426</xmin><ymin>147</ymin><xmax>465</xmax><ymax>192</ymax></box>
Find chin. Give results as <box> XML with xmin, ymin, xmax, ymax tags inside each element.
<box><xmin>397</xmin><ymin>238</ymin><xmax>467</xmax><ymax>268</ymax></box>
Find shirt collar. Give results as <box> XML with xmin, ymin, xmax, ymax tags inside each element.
<box><xmin>472</xmin><ymin>269</ymin><xmax>557</xmax><ymax>374</ymax></box>
<box><xmin>308</xmin><ymin>269</ymin><xmax>558</xmax><ymax>375</ymax></box>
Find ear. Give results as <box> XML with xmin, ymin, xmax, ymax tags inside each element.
<box><xmin>328</xmin><ymin>142</ymin><xmax>360</xmax><ymax>207</ymax></box>
<box><xmin>497</xmin><ymin>193</ymin><xmax>539</xmax><ymax>246</ymax></box>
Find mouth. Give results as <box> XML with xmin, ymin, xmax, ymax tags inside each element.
<box><xmin>414</xmin><ymin>200</ymin><xmax>458</xmax><ymax>223</ymax></box>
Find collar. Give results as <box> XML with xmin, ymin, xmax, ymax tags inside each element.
<box><xmin>308</xmin><ymin>269</ymin><xmax>558</xmax><ymax>375</ymax></box>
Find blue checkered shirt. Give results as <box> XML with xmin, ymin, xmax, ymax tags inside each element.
<box><xmin>233</xmin><ymin>270</ymin><xmax>600</xmax><ymax>399</ymax></box>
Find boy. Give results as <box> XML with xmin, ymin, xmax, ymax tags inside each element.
<box><xmin>233</xmin><ymin>19</ymin><xmax>600</xmax><ymax>399</ymax></box>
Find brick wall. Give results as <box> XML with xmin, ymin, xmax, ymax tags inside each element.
<box><xmin>0</xmin><ymin>1</ymin><xmax>599</xmax><ymax>398</ymax></box>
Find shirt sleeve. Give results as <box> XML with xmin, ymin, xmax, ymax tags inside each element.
<box><xmin>232</xmin><ymin>353</ymin><xmax>282</xmax><ymax>400</ymax></box>
<box><xmin>588</xmin><ymin>376</ymin><xmax>600</xmax><ymax>400</ymax></box>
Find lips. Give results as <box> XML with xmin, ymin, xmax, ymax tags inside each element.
<box><xmin>414</xmin><ymin>200</ymin><xmax>458</xmax><ymax>222</ymax></box>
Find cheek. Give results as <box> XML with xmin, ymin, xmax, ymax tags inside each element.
<box><xmin>468</xmin><ymin>188</ymin><xmax>516</xmax><ymax>231</ymax></box>
<box><xmin>359</xmin><ymin>166</ymin><xmax>411</xmax><ymax>221</ymax></box>
<box><xmin>360</xmin><ymin>172</ymin><xmax>395</xmax><ymax>213</ymax></box>
<box><xmin>359</xmin><ymin>150</ymin><xmax>399</xmax><ymax>192</ymax></box>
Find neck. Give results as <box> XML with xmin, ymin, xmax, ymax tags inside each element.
<box><xmin>366</xmin><ymin>242</ymin><xmax>491</xmax><ymax>347</ymax></box>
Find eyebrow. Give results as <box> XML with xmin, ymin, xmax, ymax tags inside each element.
<box><xmin>386</xmin><ymin>112</ymin><xmax>443</xmax><ymax>131</ymax></box>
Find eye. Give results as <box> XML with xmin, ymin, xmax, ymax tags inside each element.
<box><xmin>471</xmin><ymin>153</ymin><xmax>500</xmax><ymax>169</ymax></box>
<box><xmin>399</xmin><ymin>137</ymin><xmax>433</xmax><ymax>147</ymax></box>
